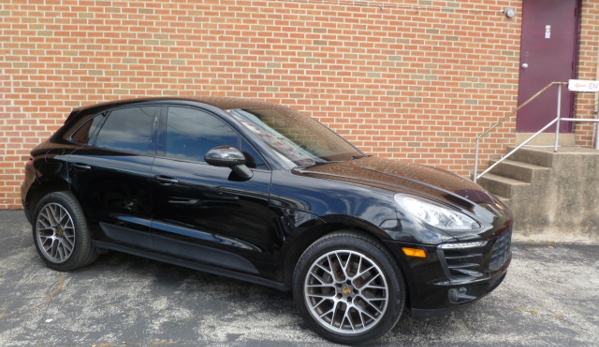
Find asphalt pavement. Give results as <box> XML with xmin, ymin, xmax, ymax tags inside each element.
<box><xmin>1</xmin><ymin>209</ymin><xmax>598</xmax><ymax>347</ymax></box>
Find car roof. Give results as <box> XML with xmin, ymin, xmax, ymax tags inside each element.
<box><xmin>74</xmin><ymin>96</ymin><xmax>284</xmax><ymax>114</ymax></box>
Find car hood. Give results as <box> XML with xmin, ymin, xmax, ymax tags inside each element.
<box><xmin>296</xmin><ymin>156</ymin><xmax>500</xmax><ymax>209</ymax></box>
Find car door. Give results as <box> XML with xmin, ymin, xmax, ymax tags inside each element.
<box><xmin>66</xmin><ymin>105</ymin><xmax>160</xmax><ymax>249</ymax></box>
<box><xmin>150</xmin><ymin>105</ymin><xmax>275</xmax><ymax>275</ymax></box>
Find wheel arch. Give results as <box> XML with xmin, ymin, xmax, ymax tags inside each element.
<box><xmin>281</xmin><ymin>216</ymin><xmax>408</xmax><ymax>292</ymax></box>
<box><xmin>24</xmin><ymin>178</ymin><xmax>70</xmax><ymax>223</ymax></box>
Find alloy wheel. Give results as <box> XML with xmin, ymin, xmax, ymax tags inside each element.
<box><xmin>303</xmin><ymin>250</ymin><xmax>389</xmax><ymax>335</ymax></box>
<box><xmin>35</xmin><ymin>202</ymin><xmax>76</xmax><ymax>263</ymax></box>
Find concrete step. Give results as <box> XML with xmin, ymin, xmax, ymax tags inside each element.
<box><xmin>477</xmin><ymin>173</ymin><xmax>528</xmax><ymax>200</ymax></box>
<box><xmin>507</xmin><ymin>147</ymin><xmax>555</xmax><ymax>167</ymax></box>
<box><xmin>489</xmin><ymin>159</ymin><xmax>551</xmax><ymax>183</ymax></box>
<box><xmin>478</xmin><ymin>145</ymin><xmax>599</xmax><ymax>236</ymax></box>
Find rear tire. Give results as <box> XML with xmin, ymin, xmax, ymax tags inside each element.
<box><xmin>292</xmin><ymin>231</ymin><xmax>405</xmax><ymax>345</ymax></box>
<box><xmin>33</xmin><ymin>191</ymin><xmax>98</xmax><ymax>271</ymax></box>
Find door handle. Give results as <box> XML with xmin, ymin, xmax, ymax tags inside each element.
<box><xmin>168</xmin><ymin>197</ymin><xmax>199</xmax><ymax>205</ymax></box>
<box><xmin>155</xmin><ymin>175</ymin><xmax>179</xmax><ymax>185</ymax></box>
<box><xmin>71</xmin><ymin>163</ymin><xmax>91</xmax><ymax>170</ymax></box>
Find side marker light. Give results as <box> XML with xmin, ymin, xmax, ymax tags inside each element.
<box><xmin>402</xmin><ymin>247</ymin><xmax>427</xmax><ymax>258</ymax></box>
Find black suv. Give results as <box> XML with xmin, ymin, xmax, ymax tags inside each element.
<box><xmin>21</xmin><ymin>97</ymin><xmax>512</xmax><ymax>344</ymax></box>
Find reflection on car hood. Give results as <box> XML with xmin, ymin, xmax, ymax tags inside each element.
<box><xmin>297</xmin><ymin>156</ymin><xmax>498</xmax><ymax>207</ymax></box>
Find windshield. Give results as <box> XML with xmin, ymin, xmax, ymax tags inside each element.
<box><xmin>229</xmin><ymin>107</ymin><xmax>364</xmax><ymax>167</ymax></box>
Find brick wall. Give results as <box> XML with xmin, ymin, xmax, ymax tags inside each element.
<box><xmin>576</xmin><ymin>1</ymin><xmax>599</xmax><ymax>147</ymax></box>
<box><xmin>0</xmin><ymin>0</ymin><xmax>587</xmax><ymax>209</ymax></box>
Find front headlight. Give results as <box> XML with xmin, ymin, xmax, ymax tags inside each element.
<box><xmin>394</xmin><ymin>194</ymin><xmax>480</xmax><ymax>231</ymax></box>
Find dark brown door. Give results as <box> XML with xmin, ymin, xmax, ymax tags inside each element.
<box><xmin>517</xmin><ymin>0</ymin><xmax>579</xmax><ymax>133</ymax></box>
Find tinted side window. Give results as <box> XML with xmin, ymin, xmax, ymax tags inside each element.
<box><xmin>71</xmin><ymin>113</ymin><xmax>106</xmax><ymax>145</ymax></box>
<box><xmin>166</xmin><ymin>106</ymin><xmax>267</xmax><ymax>169</ymax></box>
<box><xmin>94</xmin><ymin>106</ymin><xmax>159</xmax><ymax>154</ymax></box>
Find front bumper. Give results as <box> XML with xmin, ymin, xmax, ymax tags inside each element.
<box><xmin>384</xmin><ymin>228</ymin><xmax>512</xmax><ymax>317</ymax></box>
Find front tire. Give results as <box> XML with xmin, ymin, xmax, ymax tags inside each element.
<box><xmin>33</xmin><ymin>191</ymin><xmax>98</xmax><ymax>271</ymax></box>
<box><xmin>292</xmin><ymin>231</ymin><xmax>405</xmax><ymax>345</ymax></box>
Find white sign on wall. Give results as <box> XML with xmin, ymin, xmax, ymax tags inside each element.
<box><xmin>568</xmin><ymin>79</ymin><xmax>599</xmax><ymax>92</ymax></box>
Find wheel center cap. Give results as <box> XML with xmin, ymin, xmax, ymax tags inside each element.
<box><xmin>342</xmin><ymin>287</ymin><xmax>352</xmax><ymax>295</ymax></box>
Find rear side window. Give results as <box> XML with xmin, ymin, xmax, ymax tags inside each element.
<box><xmin>71</xmin><ymin>113</ymin><xmax>105</xmax><ymax>145</ymax></box>
<box><xmin>94</xmin><ymin>106</ymin><xmax>159</xmax><ymax>154</ymax></box>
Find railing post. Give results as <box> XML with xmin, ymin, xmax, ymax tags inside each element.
<box><xmin>474</xmin><ymin>137</ymin><xmax>480</xmax><ymax>182</ymax></box>
<box><xmin>554</xmin><ymin>83</ymin><xmax>562</xmax><ymax>152</ymax></box>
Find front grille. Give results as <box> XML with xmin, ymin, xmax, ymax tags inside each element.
<box><xmin>438</xmin><ymin>228</ymin><xmax>512</xmax><ymax>282</ymax></box>
<box><xmin>489</xmin><ymin>229</ymin><xmax>512</xmax><ymax>271</ymax></box>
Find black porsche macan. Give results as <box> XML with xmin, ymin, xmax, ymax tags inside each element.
<box><xmin>21</xmin><ymin>97</ymin><xmax>512</xmax><ymax>344</ymax></box>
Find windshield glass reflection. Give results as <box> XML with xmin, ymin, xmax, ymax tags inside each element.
<box><xmin>229</xmin><ymin>108</ymin><xmax>364</xmax><ymax>167</ymax></box>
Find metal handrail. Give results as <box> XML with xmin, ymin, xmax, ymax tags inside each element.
<box><xmin>473</xmin><ymin>82</ymin><xmax>568</xmax><ymax>182</ymax></box>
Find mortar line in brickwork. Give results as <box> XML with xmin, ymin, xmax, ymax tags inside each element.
<box><xmin>281</xmin><ymin>0</ymin><xmax>506</xmax><ymax>15</ymax></box>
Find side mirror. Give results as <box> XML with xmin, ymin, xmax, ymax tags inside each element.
<box><xmin>205</xmin><ymin>146</ymin><xmax>253</xmax><ymax>180</ymax></box>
